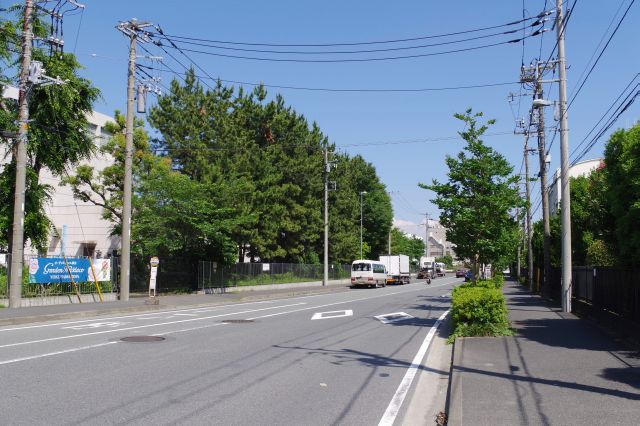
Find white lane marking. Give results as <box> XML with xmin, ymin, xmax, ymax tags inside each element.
<box><xmin>154</xmin><ymin>322</ymin><xmax>227</xmax><ymax>336</ymax></box>
<box><xmin>0</xmin><ymin>300</ymin><xmax>291</xmax><ymax>332</ymax></box>
<box><xmin>374</xmin><ymin>312</ymin><xmax>414</xmax><ymax>324</ymax></box>
<box><xmin>247</xmin><ymin>289</ymin><xmax>417</xmax><ymax>321</ymax></box>
<box><xmin>0</xmin><ymin>341</ymin><xmax>117</xmax><ymax>366</ymax></box>
<box><xmin>245</xmin><ymin>280</ymin><xmax>457</xmax><ymax>322</ymax></box>
<box><xmin>62</xmin><ymin>321</ymin><xmax>130</xmax><ymax>330</ymax></box>
<box><xmin>0</xmin><ymin>278</ymin><xmax>459</xmax><ymax>333</ymax></box>
<box><xmin>378</xmin><ymin>309</ymin><xmax>450</xmax><ymax>426</ymax></box>
<box><xmin>0</xmin><ymin>302</ymin><xmax>306</xmax><ymax>349</ymax></box>
<box><xmin>311</xmin><ymin>310</ymin><xmax>353</xmax><ymax>320</ymax></box>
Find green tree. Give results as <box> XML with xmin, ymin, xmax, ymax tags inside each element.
<box><xmin>603</xmin><ymin>123</ymin><xmax>640</xmax><ymax>265</ymax></box>
<box><xmin>420</xmin><ymin>109</ymin><xmax>523</xmax><ymax>282</ymax></box>
<box><xmin>148</xmin><ymin>72</ymin><xmax>393</xmax><ymax>264</ymax></box>
<box><xmin>61</xmin><ymin>111</ymin><xmax>152</xmax><ymax>236</ymax></box>
<box><xmin>389</xmin><ymin>228</ymin><xmax>424</xmax><ymax>264</ymax></box>
<box><xmin>436</xmin><ymin>255</ymin><xmax>454</xmax><ymax>269</ymax></box>
<box><xmin>0</xmin><ymin>9</ymin><xmax>100</xmax><ymax>251</ymax></box>
<box><xmin>132</xmin><ymin>158</ymin><xmax>237</xmax><ymax>264</ymax></box>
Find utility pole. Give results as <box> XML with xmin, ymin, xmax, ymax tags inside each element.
<box><xmin>535</xmin><ymin>63</ymin><xmax>552</xmax><ymax>296</ymax></box>
<box><xmin>9</xmin><ymin>0</ymin><xmax>34</xmax><ymax>308</ymax></box>
<box><xmin>117</xmin><ymin>20</ymin><xmax>151</xmax><ymax>301</ymax></box>
<box><xmin>523</xmin><ymin>134</ymin><xmax>534</xmax><ymax>290</ymax></box>
<box><xmin>323</xmin><ymin>149</ymin><xmax>336</xmax><ymax>286</ymax></box>
<box><xmin>556</xmin><ymin>0</ymin><xmax>572</xmax><ymax>312</ymax></box>
<box><xmin>360</xmin><ymin>193</ymin><xmax>364</xmax><ymax>259</ymax></box>
<box><xmin>323</xmin><ymin>148</ymin><xmax>329</xmax><ymax>286</ymax></box>
<box><xmin>424</xmin><ymin>213</ymin><xmax>430</xmax><ymax>257</ymax></box>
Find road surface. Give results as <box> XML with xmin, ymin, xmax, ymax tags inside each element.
<box><xmin>0</xmin><ymin>276</ymin><xmax>459</xmax><ymax>425</ymax></box>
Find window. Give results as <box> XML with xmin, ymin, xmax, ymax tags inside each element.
<box><xmin>352</xmin><ymin>263</ymin><xmax>371</xmax><ymax>272</ymax></box>
<box><xmin>80</xmin><ymin>243</ymin><xmax>96</xmax><ymax>257</ymax></box>
<box><xmin>373</xmin><ymin>264</ymin><xmax>385</xmax><ymax>273</ymax></box>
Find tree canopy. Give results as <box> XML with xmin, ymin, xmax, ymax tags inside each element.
<box><xmin>420</xmin><ymin>109</ymin><xmax>523</xmax><ymax>279</ymax></box>
<box><xmin>0</xmin><ymin>8</ymin><xmax>99</xmax><ymax>252</ymax></box>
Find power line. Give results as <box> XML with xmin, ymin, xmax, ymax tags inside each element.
<box><xmin>149</xmin><ymin>11</ymin><xmax>552</xmax><ymax>48</ymax></box>
<box><xmin>138</xmin><ymin>65</ymin><xmax>519</xmax><ymax>93</ymax></box>
<box><xmin>150</xmin><ymin>131</ymin><xmax>516</xmax><ymax>154</ymax></box>
<box><xmin>570</xmin><ymin>86</ymin><xmax>639</xmax><ymax>165</ymax></box>
<box><xmin>153</xmin><ymin>30</ymin><xmax>545</xmax><ymax>63</ymax></box>
<box><xmin>569</xmin><ymin>73</ymin><xmax>639</xmax><ymax>162</ymax></box>
<box><xmin>568</xmin><ymin>0</ymin><xmax>629</xmax><ymax>98</ymax></box>
<box><xmin>566</xmin><ymin>0</ymin><xmax>636</xmax><ymax>112</ymax></box>
<box><xmin>547</xmin><ymin>0</ymin><xmax>635</xmax><ymax>155</ymax></box>
<box><xmin>149</xmin><ymin>23</ymin><xmax>545</xmax><ymax>56</ymax></box>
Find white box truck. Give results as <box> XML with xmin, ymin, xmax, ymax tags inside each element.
<box><xmin>379</xmin><ymin>254</ymin><xmax>411</xmax><ymax>285</ymax></box>
<box><xmin>419</xmin><ymin>256</ymin><xmax>436</xmax><ymax>279</ymax></box>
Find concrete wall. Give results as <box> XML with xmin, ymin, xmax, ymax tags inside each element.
<box><xmin>0</xmin><ymin>292</ymin><xmax>118</xmax><ymax>307</ymax></box>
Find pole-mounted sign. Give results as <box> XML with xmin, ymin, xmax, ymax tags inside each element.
<box><xmin>149</xmin><ymin>256</ymin><xmax>159</xmax><ymax>297</ymax></box>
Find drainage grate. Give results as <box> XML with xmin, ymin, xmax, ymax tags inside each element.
<box><xmin>221</xmin><ymin>319</ymin><xmax>254</xmax><ymax>324</ymax></box>
<box><xmin>120</xmin><ymin>336</ymin><xmax>165</xmax><ymax>343</ymax></box>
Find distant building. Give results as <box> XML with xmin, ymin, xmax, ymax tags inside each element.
<box><xmin>2</xmin><ymin>86</ymin><xmax>118</xmax><ymax>258</ymax></box>
<box><xmin>548</xmin><ymin>158</ymin><xmax>603</xmax><ymax>216</ymax></box>
<box><xmin>426</xmin><ymin>219</ymin><xmax>455</xmax><ymax>258</ymax></box>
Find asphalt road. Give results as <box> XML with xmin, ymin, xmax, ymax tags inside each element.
<box><xmin>0</xmin><ymin>276</ymin><xmax>460</xmax><ymax>426</ymax></box>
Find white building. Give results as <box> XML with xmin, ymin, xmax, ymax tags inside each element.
<box><xmin>548</xmin><ymin>158</ymin><xmax>603</xmax><ymax>216</ymax></box>
<box><xmin>2</xmin><ymin>86</ymin><xmax>118</xmax><ymax>258</ymax></box>
<box><xmin>426</xmin><ymin>219</ymin><xmax>455</xmax><ymax>258</ymax></box>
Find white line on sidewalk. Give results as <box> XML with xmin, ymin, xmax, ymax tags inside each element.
<box><xmin>378</xmin><ymin>309</ymin><xmax>450</xmax><ymax>426</ymax></box>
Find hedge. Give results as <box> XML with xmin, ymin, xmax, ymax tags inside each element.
<box><xmin>449</xmin><ymin>283</ymin><xmax>511</xmax><ymax>341</ymax></box>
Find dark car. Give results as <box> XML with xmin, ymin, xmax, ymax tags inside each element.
<box><xmin>455</xmin><ymin>268</ymin><xmax>467</xmax><ymax>278</ymax></box>
<box><xmin>464</xmin><ymin>270</ymin><xmax>474</xmax><ymax>282</ymax></box>
<box><xmin>417</xmin><ymin>268</ymin><xmax>431</xmax><ymax>279</ymax></box>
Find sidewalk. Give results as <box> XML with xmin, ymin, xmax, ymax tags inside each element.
<box><xmin>0</xmin><ymin>281</ymin><xmax>351</xmax><ymax>326</ymax></box>
<box><xmin>447</xmin><ymin>279</ymin><xmax>639</xmax><ymax>426</ymax></box>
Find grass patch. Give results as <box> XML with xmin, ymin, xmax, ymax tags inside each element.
<box><xmin>232</xmin><ymin>272</ymin><xmax>320</xmax><ymax>287</ymax></box>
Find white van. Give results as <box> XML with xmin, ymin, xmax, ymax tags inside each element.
<box><xmin>351</xmin><ymin>260</ymin><xmax>387</xmax><ymax>288</ymax></box>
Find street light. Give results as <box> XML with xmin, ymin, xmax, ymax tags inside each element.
<box><xmin>360</xmin><ymin>191</ymin><xmax>367</xmax><ymax>259</ymax></box>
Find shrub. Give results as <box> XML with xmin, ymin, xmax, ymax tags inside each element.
<box><xmin>449</xmin><ymin>285</ymin><xmax>511</xmax><ymax>342</ymax></box>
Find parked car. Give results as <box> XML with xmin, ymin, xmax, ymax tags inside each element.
<box><xmin>464</xmin><ymin>270</ymin><xmax>474</xmax><ymax>282</ymax></box>
<box><xmin>455</xmin><ymin>268</ymin><xmax>467</xmax><ymax>278</ymax></box>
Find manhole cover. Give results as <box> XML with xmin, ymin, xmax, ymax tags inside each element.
<box><xmin>120</xmin><ymin>336</ymin><xmax>165</xmax><ymax>343</ymax></box>
<box><xmin>221</xmin><ymin>319</ymin><xmax>254</xmax><ymax>324</ymax></box>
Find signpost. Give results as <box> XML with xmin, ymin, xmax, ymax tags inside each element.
<box><xmin>149</xmin><ymin>256</ymin><xmax>159</xmax><ymax>298</ymax></box>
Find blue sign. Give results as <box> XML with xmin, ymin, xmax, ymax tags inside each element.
<box><xmin>29</xmin><ymin>257</ymin><xmax>91</xmax><ymax>284</ymax></box>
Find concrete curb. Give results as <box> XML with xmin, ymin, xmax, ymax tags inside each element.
<box><xmin>446</xmin><ymin>338</ymin><xmax>464</xmax><ymax>426</ymax></box>
<box><xmin>0</xmin><ymin>282</ymin><xmax>353</xmax><ymax>327</ymax></box>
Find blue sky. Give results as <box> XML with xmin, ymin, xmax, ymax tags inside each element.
<box><xmin>48</xmin><ymin>0</ymin><xmax>639</xmax><ymax>236</ymax></box>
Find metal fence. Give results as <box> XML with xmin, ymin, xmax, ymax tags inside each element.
<box><xmin>572</xmin><ymin>266</ymin><xmax>640</xmax><ymax>324</ymax></box>
<box><xmin>198</xmin><ymin>262</ymin><xmax>351</xmax><ymax>293</ymax></box>
<box><xmin>1</xmin><ymin>253</ymin><xmax>353</xmax><ymax>298</ymax></box>
<box><xmin>112</xmin><ymin>256</ymin><xmax>198</xmax><ymax>294</ymax></box>
<box><xmin>521</xmin><ymin>265</ymin><xmax>640</xmax><ymax>325</ymax></box>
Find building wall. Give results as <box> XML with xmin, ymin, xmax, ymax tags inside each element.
<box><xmin>548</xmin><ymin>158</ymin><xmax>603</xmax><ymax>216</ymax></box>
<box><xmin>2</xmin><ymin>86</ymin><xmax>117</xmax><ymax>257</ymax></box>
<box><xmin>426</xmin><ymin>219</ymin><xmax>455</xmax><ymax>258</ymax></box>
